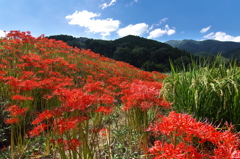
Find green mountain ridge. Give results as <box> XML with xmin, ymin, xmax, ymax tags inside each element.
<box><xmin>47</xmin><ymin>35</ymin><xmax>195</xmax><ymax>72</ymax></box>
<box><xmin>165</xmin><ymin>39</ymin><xmax>240</xmax><ymax>60</ymax></box>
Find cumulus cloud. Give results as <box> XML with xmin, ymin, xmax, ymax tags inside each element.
<box><xmin>148</xmin><ymin>25</ymin><xmax>176</xmax><ymax>38</ymax></box>
<box><xmin>117</xmin><ymin>23</ymin><xmax>148</xmax><ymax>37</ymax></box>
<box><xmin>0</xmin><ymin>30</ymin><xmax>7</xmax><ymax>37</ymax></box>
<box><xmin>203</xmin><ymin>32</ymin><xmax>240</xmax><ymax>42</ymax></box>
<box><xmin>200</xmin><ymin>26</ymin><xmax>211</xmax><ymax>33</ymax></box>
<box><xmin>66</xmin><ymin>10</ymin><xmax>120</xmax><ymax>38</ymax></box>
<box><xmin>100</xmin><ymin>0</ymin><xmax>117</xmax><ymax>10</ymax></box>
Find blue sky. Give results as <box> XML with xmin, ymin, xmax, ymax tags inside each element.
<box><xmin>1</xmin><ymin>0</ymin><xmax>240</xmax><ymax>42</ymax></box>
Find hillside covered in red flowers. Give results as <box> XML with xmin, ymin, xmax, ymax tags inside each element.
<box><xmin>0</xmin><ymin>31</ymin><xmax>239</xmax><ymax>159</ymax></box>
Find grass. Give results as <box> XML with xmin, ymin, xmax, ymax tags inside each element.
<box><xmin>161</xmin><ymin>56</ymin><xmax>240</xmax><ymax>131</ymax></box>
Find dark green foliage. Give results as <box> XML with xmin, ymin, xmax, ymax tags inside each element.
<box><xmin>223</xmin><ymin>47</ymin><xmax>240</xmax><ymax>61</ymax></box>
<box><xmin>0</xmin><ymin>98</ymin><xmax>10</xmax><ymax>149</ymax></box>
<box><xmin>141</xmin><ymin>61</ymin><xmax>167</xmax><ymax>72</ymax></box>
<box><xmin>47</xmin><ymin>35</ymin><xmax>196</xmax><ymax>72</ymax></box>
<box><xmin>48</xmin><ymin>35</ymin><xmax>88</xmax><ymax>49</ymax></box>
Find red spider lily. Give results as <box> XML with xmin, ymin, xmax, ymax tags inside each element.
<box><xmin>5</xmin><ymin>118</ymin><xmax>19</xmax><ymax>124</ymax></box>
<box><xmin>83</xmin><ymin>81</ymin><xmax>105</xmax><ymax>94</ymax></box>
<box><xmin>55</xmin><ymin>88</ymin><xmax>97</xmax><ymax>111</ymax></box>
<box><xmin>29</xmin><ymin>123</ymin><xmax>49</xmax><ymax>137</ymax></box>
<box><xmin>51</xmin><ymin>138</ymin><xmax>82</xmax><ymax>151</ymax></box>
<box><xmin>95</xmin><ymin>106</ymin><xmax>114</xmax><ymax>115</ymax></box>
<box><xmin>139</xmin><ymin>101</ymin><xmax>153</xmax><ymax>111</ymax></box>
<box><xmin>20</xmin><ymin>71</ymin><xmax>36</xmax><ymax>80</ymax></box>
<box><xmin>0</xmin><ymin>71</ymin><xmax>7</xmax><ymax>76</ymax></box>
<box><xmin>3</xmin><ymin>76</ymin><xmax>20</xmax><ymax>87</ymax></box>
<box><xmin>231</xmin><ymin>150</ymin><xmax>240</xmax><ymax>158</ymax></box>
<box><xmin>54</xmin><ymin>117</ymin><xmax>79</xmax><ymax>134</ymax></box>
<box><xmin>65</xmin><ymin>138</ymin><xmax>82</xmax><ymax>151</ymax></box>
<box><xmin>97</xmin><ymin>94</ymin><xmax>115</xmax><ymax>105</ymax></box>
<box><xmin>148</xmin><ymin>141</ymin><xmax>205</xmax><ymax>159</ymax></box>
<box><xmin>148</xmin><ymin>111</ymin><xmax>240</xmax><ymax>158</ymax></box>
<box><xmin>31</xmin><ymin>110</ymin><xmax>53</xmax><ymax>125</ymax></box>
<box><xmin>40</xmin><ymin>77</ymin><xmax>74</xmax><ymax>90</ymax></box>
<box><xmin>11</xmin><ymin>94</ymin><xmax>34</xmax><ymax>101</ymax></box>
<box><xmin>17</xmin><ymin>80</ymin><xmax>41</xmax><ymax>91</ymax></box>
<box><xmin>6</xmin><ymin>105</ymin><xmax>28</xmax><ymax>117</ymax></box>
<box><xmin>6</xmin><ymin>31</ymin><xmax>34</xmax><ymax>43</ymax></box>
<box><xmin>99</xmin><ymin>128</ymin><xmax>107</xmax><ymax>136</ymax></box>
<box><xmin>50</xmin><ymin>106</ymin><xmax>72</xmax><ymax>116</ymax></box>
<box><xmin>120</xmin><ymin>80</ymin><xmax>171</xmax><ymax>111</ymax></box>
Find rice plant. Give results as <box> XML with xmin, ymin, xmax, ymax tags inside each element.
<box><xmin>161</xmin><ymin>56</ymin><xmax>240</xmax><ymax>131</ymax></box>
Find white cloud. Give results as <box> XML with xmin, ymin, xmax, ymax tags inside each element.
<box><xmin>131</xmin><ymin>0</ymin><xmax>138</xmax><ymax>4</ymax></box>
<box><xmin>0</xmin><ymin>30</ymin><xmax>7</xmax><ymax>37</ymax></box>
<box><xmin>159</xmin><ymin>18</ymin><xmax>168</xmax><ymax>25</ymax></box>
<box><xmin>148</xmin><ymin>25</ymin><xmax>176</xmax><ymax>38</ymax></box>
<box><xmin>148</xmin><ymin>29</ymin><xmax>166</xmax><ymax>38</ymax></box>
<box><xmin>127</xmin><ymin>0</ymin><xmax>138</xmax><ymax>6</ymax></box>
<box><xmin>203</xmin><ymin>32</ymin><xmax>240</xmax><ymax>42</ymax></box>
<box><xmin>117</xmin><ymin>23</ymin><xmax>148</xmax><ymax>37</ymax></box>
<box><xmin>66</xmin><ymin>10</ymin><xmax>120</xmax><ymax>38</ymax></box>
<box><xmin>100</xmin><ymin>0</ymin><xmax>117</xmax><ymax>10</ymax></box>
<box><xmin>165</xmin><ymin>25</ymin><xmax>176</xmax><ymax>35</ymax></box>
<box><xmin>200</xmin><ymin>26</ymin><xmax>211</xmax><ymax>33</ymax></box>
<box><xmin>149</xmin><ymin>18</ymin><xmax>168</xmax><ymax>30</ymax></box>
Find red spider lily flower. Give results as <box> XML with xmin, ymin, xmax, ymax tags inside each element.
<box><xmin>95</xmin><ymin>106</ymin><xmax>114</xmax><ymax>115</ymax></box>
<box><xmin>120</xmin><ymin>80</ymin><xmax>171</xmax><ymax>111</ymax></box>
<box><xmin>0</xmin><ymin>71</ymin><xmax>7</xmax><ymax>76</ymax></box>
<box><xmin>148</xmin><ymin>111</ymin><xmax>240</xmax><ymax>158</ymax></box>
<box><xmin>98</xmin><ymin>94</ymin><xmax>115</xmax><ymax>105</ymax></box>
<box><xmin>84</xmin><ymin>81</ymin><xmax>105</xmax><ymax>94</ymax></box>
<box><xmin>66</xmin><ymin>138</ymin><xmax>82</xmax><ymax>151</ymax></box>
<box><xmin>100</xmin><ymin>128</ymin><xmax>107</xmax><ymax>136</ymax></box>
<box><xmin>42</xmin><ymin>94</ymin><xmax>53</xmax><ymax>99</ymax></box>
<box><xmin>29</xmin><ymin>123</ymin><xmax>49</xmax><ymax>137</ymax></box>
<box><xmin>17</xmin><ymin>80</ymin><xmax>41</xmax><ymax>91</ymax></box>
<box><xmin>20</xmin><ymin>71</ymin><xmax>36</xmax><ymax>80</ymax></box>
<box><xmin>0</xmin><ymin>146</ymin><xmax>7</xmax><ymax>151</ymax></box>
<box><xmin>31</xmin><ymin>110</ymin><xmax>53</xmax><ymax>125</ymax></box>
<box><xmin>51</xmin><ymin>106</ymin><xmax>72</xmax><ymax>116</ymax></box>
<box><xmin>11</xmin><ymin>94</ymin><xmax>34</xmax><ymax>101</ymax></box>
<box><xmin>140</xmin><ymin>101</ymin><xmax>152</xmax><ymax>111</ymax></box>
<box><xmin>149</xmin><ymin>141</ymin><xmax>205</xmax><ymax>159</ymax></box>
<box><xmin>231</xmin><ymin>150</ymin><xmax>240</xmax><ymax>158</ymax></box>
<box><xmin>5</xmin><ymin>118</ymin><xmax>19</xmax><ymax>124</ymax></box>
<box><xmin>51</xmin><ymin>138</ymin><xmax>82</xmax><ymax>151</ymax></box>
<box><xmin>6</xmin><ymin>105</ymin><xmax>28</xmax><ymax>117</ymax></box>
<box><xmin>54</xmin><ymin>117</ymin><xmax>78</xmax><ymax>134</ymax></box>
<box><xmin>4</xmin><ymin>76</ymin><xmax>20</xmax><ymax>87</ymax></box>
<box><xmin>55</xmin><ymin>88</ymin><xmax>96</xmax><ymax>111</ymax></box>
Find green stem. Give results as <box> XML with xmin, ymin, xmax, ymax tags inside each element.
<box><xmin>11</xmin><ymin>124</ymin><xmax>14</xmax><ymax>159</ymax></box>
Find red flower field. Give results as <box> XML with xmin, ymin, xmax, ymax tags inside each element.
<box><xmin>0</xmin><ymin>31</ymin><xmax>239</xmax><ymax>159</ymax></box>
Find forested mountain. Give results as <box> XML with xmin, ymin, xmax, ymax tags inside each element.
<box><xmin>47</xmin><ymin>35</ymin><xmax>196</xmax><ymax>72</ymax></box>
<box><xmin>166</xmin><ymin>39</ymin><xmax>240</xmax><ymax>60</ymax></box>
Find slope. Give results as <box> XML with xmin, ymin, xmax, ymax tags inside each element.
<box><xmin>48</xmin><ymin>35</ymin><xmax>195</xmax><ymax>72</ymax></box>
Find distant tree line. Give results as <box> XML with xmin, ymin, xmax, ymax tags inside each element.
<box><xmin>47</xmin><ymin>35</ymin><xmax>204</xmax><ymax>72</ymax></box>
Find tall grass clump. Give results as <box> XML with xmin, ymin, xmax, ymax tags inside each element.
<box><xmin>162</xmin><ymin>56</ymin><xmax>240</xmax><ymax>131</ymax></box>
